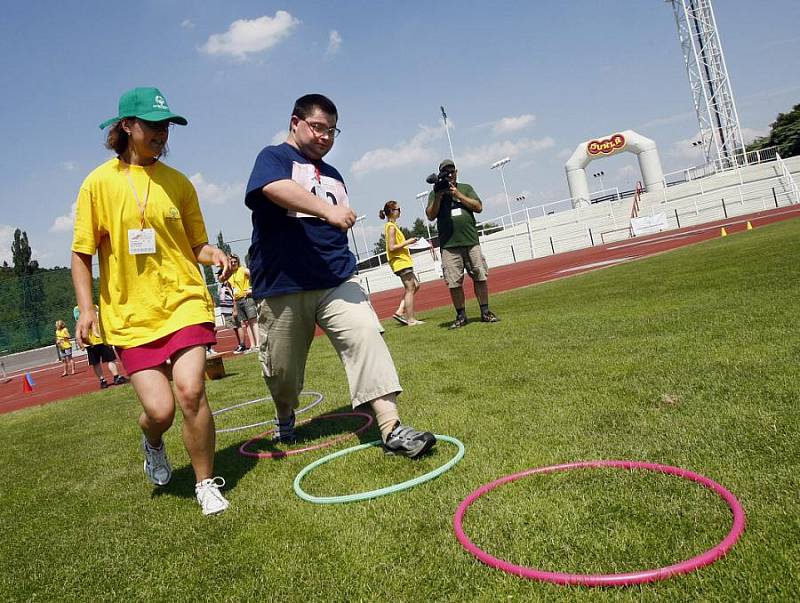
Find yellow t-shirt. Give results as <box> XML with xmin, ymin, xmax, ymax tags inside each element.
<box><xmin>228</xmin><ymin>266</ymin><xmax>251</xmax><ymax>300</ymax></box>
<box><xmin>384</xmin><ymin>222</ymin><xmax>413</xmax><ymax>273</ymax></box>
<box><xmin>56</xmin><ymin>328</ymin><xmax>72</xmax><ymax>350</ymax></box>
<box><xmin>71</xmin><ymin>158</ymin><xmax>214</xmax><ymax>347</ymax></box>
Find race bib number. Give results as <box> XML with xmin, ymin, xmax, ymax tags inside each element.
<box><xmin>128</xmin><ymin>228</ymin><xmax>156</xmax><ymax>255</ymax></box>
<box><xmin>451</xmin><ymin>208</ymin><xmax>462</xmax><ymax>217</ymax></box>
<box><xmin>289</xmin><ymin>162</ymin><xmax>349</xmax><ymax>218</ymax></box>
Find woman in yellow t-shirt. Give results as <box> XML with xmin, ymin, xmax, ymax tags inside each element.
<box><xmin>379</xmin><ymin>200</ymin><xmax>424</xmax><ymax>326</ymax></box>
<box><xmin>71</xmin><ymin>87</ymin><xmax>232</xmax><ymax>516</ymax></box>
<box><xmin>54</xmin><ymin>320</ymin><xmax>75</xmax><ymax>376</ymax></box>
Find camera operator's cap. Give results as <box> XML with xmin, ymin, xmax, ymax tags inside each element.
<box><xmin>439</xmin><ymin>159</ymin><xmax>456</xmax><ymax>171</ymax></box>
<box><xmin>99</xmin><ymin>87</ymin><xmax>188</xmax><ymax>129</ymax></box>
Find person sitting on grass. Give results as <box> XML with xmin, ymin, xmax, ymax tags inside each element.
<box><xmin>55</xmin><ymin>320</ymin><xmax>76</xmax><ymax>376</ymax></box>
<box><xmin>379</xmin><ymin>200</ymin><xmax>424</xmax><ymax>326</ymax></box>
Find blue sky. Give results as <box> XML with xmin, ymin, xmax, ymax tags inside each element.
<box><xmin>2</xmin><ymin>1</ymin><xmax>799</xmax><ymax>267</ymax></box>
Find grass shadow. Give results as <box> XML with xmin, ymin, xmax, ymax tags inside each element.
<box><xmin>151</xmin><ymin>440</ymin><xmax>259</xmax><ymax>500</ymax></box>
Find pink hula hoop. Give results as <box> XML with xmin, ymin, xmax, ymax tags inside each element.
<box><xmin>453</xmin><ymin>460</ymin><xmax>746</xmax><ymax>587</ymax></box>
<box><xmin>239</xmin><ymin>412</ymin><xmax>374</xmax><ymax>459</ymax></box>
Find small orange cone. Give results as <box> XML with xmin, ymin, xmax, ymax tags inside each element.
<box><xmin>720</xmin><ymin>227</ymin><xmax>728</xmax><ymax>237</ymax></box>
<box><xmin>22</xmin><ymin>377</ymin><xmax>32</xmax><ymax>393</ymax></box>
<box><xmin>746</xmin><ymin>221</ymin><xmax>753</xmax><ymax>231</ymax></box>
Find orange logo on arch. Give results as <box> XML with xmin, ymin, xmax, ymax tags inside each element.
<box><xmin>587</xmin><ymin>133</ymin><xmax>626</xmax><ymax>156</ymax></box>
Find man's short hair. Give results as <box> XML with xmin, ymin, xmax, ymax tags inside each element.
<box><xmin>293</xmin><ymin>94</ymin><xmax>338</xmax><ymax>121</ymax></box>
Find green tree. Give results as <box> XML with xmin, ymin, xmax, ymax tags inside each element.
<box><xmin>747</xmin><ymin>103</ymin><xmax>800</xmax><ymax>158</ymax></box>
<box><xmin>216</xmin><ymin>231</ymin><xmax>232</xmax><ymax>256</ymax></box>
<box><xmin>409</xmin><ymin>217</ymin><xmax>437</xmax><ymax>239</ymax></box>
<box><xmin>12</xmin><ymin>229</ymin><xmax>36</xmax><ymax>276</ymax></box>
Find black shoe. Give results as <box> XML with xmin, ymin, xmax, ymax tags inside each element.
<box><xmin>99</xmin><ymin>379</ymin><xmax>109</xmax><ymax>389</ymax></box>
<box><xmin>449</xmin><ymin>315</ymin><xmax>468</xmax><ymax>330</ymax></box>
<box><xmin>481</xmin><ymin>311</ymin><xmax>500</xmax><ymax>323</ymax></box>
<box><xmin>383</xmin><ymin>424</ymin><xmax>437</xmax><ymax>459</ymax></box>
<box><xmin>113</xmin><ymin>375</ymin><xmax>128</xmax><ymax>385</ymax></box>
<box><xmin>233</xmin><ymin>344</ymin><xmax>247</xmax><ymax>355</ymax></box>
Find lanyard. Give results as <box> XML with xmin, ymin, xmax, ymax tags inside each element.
<box><xmin>125</xmin><ymin>168</ymin><xmax>152</xmax><ymax>230</ymax></box>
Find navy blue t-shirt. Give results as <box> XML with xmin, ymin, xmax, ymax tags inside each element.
<box><xmin>244</xmin><ymin>143</ymin><xmax>356</xmax><ymax>297</ymax></box>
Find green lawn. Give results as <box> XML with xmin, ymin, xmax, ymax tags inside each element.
<box><xmin>2</xmin><ymin>219</ymin><xmax>799</xmax><ymax>602</ymax></box>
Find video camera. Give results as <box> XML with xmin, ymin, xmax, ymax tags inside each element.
<box><xmin>426</xmin><ymin>169</ymin><xmax>453</xmax><ymax>193</ymax></box>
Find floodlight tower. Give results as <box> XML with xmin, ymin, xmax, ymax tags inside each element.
<box><xmin>668</xmin><ymin>0</ymin><xmax>745</xmax><ymax>168</ymax></box>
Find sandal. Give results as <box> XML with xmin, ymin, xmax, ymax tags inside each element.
<box><xmin>392</xmin><ymin>314</ymin><xmax>409</xmax><ymax>325</ymax></box>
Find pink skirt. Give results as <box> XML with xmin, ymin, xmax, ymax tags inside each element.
<box><xmin>116</xmin><ymin>323</ymin><xmax>216</xmax><ymax>375</ymax></box>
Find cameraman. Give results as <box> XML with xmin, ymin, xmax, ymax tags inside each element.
<box><xmin>426</xmin><ymin>159</ymin><xmax>499</xmax><ymax>329</ymax></box>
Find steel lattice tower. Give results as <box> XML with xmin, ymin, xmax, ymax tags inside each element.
<box><xmin>669</xmin><ymin>0</ymin><xmax>745</xmax><ymax>167</ymax></box>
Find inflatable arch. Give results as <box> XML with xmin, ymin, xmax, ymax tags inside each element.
<box><xmin>565</xmin><ymin>130</ymin><xmax>664</xmax><ymax>207</ymax></box>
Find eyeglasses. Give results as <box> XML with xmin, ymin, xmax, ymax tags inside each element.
<box><xmin>137</xmin><ymin>118</ymin><xmax>172</xmax><ymax>132</ymax></box>
<box><xmin>302</xmin><ymin>119</ymin><xmax>341</xmax><ymax>138</ymax></box>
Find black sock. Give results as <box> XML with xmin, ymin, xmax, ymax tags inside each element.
<box><xmin>456</xmin><ymin>308</ymin><xmax>466</xmax><ymax>319</ymax></box>
<box><xmin>479</xmin><ymin>303</ymin><xmax>489</xmax><ymax>315</ymax></box>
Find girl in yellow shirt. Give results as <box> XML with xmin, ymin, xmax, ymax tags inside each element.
<box><xmin>71</xmin><ymin>87</ymin><xmax>232</xmax><ymax>516</ymax></box>
<box><xmin>379</xmin><ymin>200</ymin><xmax>424</xmax><ymax>326</ymax></box>
<box><xmin>54</xmin><ymin>320</ymin><xmax>75</xmax><ymax>376</ymax></box>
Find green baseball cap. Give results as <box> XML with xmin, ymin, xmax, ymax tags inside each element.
<box><xmin>99</xmin><ymin>87</ymin><xmax>188</xmax><ymax>130</ymax></box>
<box><xmin>439</xmin><ymin>159</ymin><xmax>456</xmax><ymax>171</ymax></box>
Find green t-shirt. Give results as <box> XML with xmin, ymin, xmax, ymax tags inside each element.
<box><xmin>428</xmin><ymin>183</ymin><xmax>481</xmax><ymax>248</ymax></box>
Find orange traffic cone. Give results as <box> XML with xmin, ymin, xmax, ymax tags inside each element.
<box><xmin>22</xmin><ymin>376</ymin><xmax>32</xmax><ymax>393</ymax></box>
<box><xmin>720</xmin><ymin>227</ymin><xmax>728</xmax><ymax>237</ymax></box>
<box><xmin>746</xmin><ymin>221</ymin><xmax>753</xmax><ymax>231</ymax></box>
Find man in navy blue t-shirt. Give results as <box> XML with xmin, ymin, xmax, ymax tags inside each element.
<box><xmin>244</xmin><ymin>94</ymin><xmax>436</xmax><ymax>459</ymax></box>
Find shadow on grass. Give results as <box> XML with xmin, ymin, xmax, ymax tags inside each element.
<box><xmin>152</xmin><ymin>441</ymin><xmax>258</xmax><ymax>500</ymax></box>
<box><xmin>235</xmin><ymin>403</ymin><xmax>383</xmax><ymax>460</ymax></box>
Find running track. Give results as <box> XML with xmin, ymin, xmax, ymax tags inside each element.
<box><xmin>3</xmin><ymin>204</ymin><xmax>798</xmax><ymax>415</ymax></box>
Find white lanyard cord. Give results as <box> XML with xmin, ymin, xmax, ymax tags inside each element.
<box><xmin>125</xmin><ymin>168</ymin><xmax>152</xmax><ymax>230</ymax></box>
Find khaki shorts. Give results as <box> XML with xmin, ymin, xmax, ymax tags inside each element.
<box><xmin>441</xmin><ymin>245</ymin><xmax>489</xmax><ymax>288</ymax></box>
<box><xmin>236</xmin><ymin>296</ymin><xmax>258</xmax><ymax>321</ymax></box>
<box><xmin>256</xmin><ymin>277</ymin><xmax>401</xmax><ymax>408</ymax></box>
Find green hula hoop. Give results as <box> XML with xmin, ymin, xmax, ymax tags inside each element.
<box><xmin>293</xmin><ymin>435</ymin><xmax>465</xmax><ymax>504</ymax></box>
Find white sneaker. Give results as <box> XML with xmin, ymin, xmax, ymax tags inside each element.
<box><xmin>195</xmin><ymin>477</ymin><xmax>230</xmax><ymax>516</ymax></box>
<box><xmin>142</xmin><ymin>435</ymin><xmax>172</xmax><ymax>486</ymax></box>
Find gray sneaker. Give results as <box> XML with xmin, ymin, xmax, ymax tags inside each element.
<box><xmin>142</xmin><ymin>435</ymin><xmax>172</xmax><ymax>486</ymax></box>
<box><xmin>274</xmin><ymin>411</ymin><xmax>296</xmax><ymax>443</ymax></box>
<box><xmin>383</xmin><ymin>423</ymin><xmax>437</xmax><ymax>459</ymax></box>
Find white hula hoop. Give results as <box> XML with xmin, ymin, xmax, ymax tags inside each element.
<box><xmin>213</xmin><ymin>391</ymin><xmax>324</xmax><ymax>434</ymax></box>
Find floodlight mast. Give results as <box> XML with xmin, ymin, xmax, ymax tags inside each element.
<box><xmin>669</xmin><ymin>0</ymin><xmax>745</xmax><ymax>168</ymax></box>
<box><xmin>490</xmin><ymin>157</ymin><xmax>514</xmax><ymax>229</ymax></box>
<box><xmin>415</xmin><ymin>191</ymin><xmax>433</xmax><ymax>240</ymax></box>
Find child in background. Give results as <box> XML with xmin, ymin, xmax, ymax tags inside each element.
<box><xmin>55</xmin><ymin>320</ymin><xmax>75</xmax><ymax>376</ymax></box>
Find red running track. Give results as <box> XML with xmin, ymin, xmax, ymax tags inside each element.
<box><xmin>3</xmin><ymin>204</ymin><xmax>798</xmax><ymax>415</ymax></box>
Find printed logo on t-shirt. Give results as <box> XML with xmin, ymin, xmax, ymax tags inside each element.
<box><xmin>165</xmin><ymin>207</ymin><xmax>181</xmax><ymax>220</ymax></box>
<box><xmin>288</xmin><ymin>162</ymin><xmax>348</xmax><ymax>218</ymax></box>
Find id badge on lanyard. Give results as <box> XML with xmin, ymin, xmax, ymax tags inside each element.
<box><xmin>126</xmin><ymin>168</ymin><xmax>157</xmax><ymax>255</ymax></box>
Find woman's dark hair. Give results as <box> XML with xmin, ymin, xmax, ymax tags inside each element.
<box><xmin>104</xmin><ymin>121</ymin><xmax>129</xmax><ymax>155</ymax></box>
<box><xmin>104</xmin><ymin>118</ymin><xmax>169</xmax><ymax>158</ymax></box>
<box><xmin>379</xmin><ymin>200</ymin><xmax>399</xmax><ymax>220</ymax></box>
<box><xmin>292</xmin><ymin>94</ymin><xmax>338</xmax><ymax>121</ymax></box>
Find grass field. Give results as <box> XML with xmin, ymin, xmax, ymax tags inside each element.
<box><xmin>2</xmin><ymin>219</ymin><xmax>799</xmax><ymax>602</ymax></box>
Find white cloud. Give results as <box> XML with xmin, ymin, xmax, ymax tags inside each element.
<box><xmin>493</xmin><ymin>114</ymin><xmax>536</xmax><ymax>135</ymax></box>
<box><xmin>189</xmin><ymin>173</ymin><xmax>244</xmax><ymax>205</ymax></box>
<box><xmin>181</xmin><ymin>19</ymin><xmax>195</xmax><ymax>29</ymax></box>
<box><xmin>638</xmin><ymin>110</ymin><xmax>695</xmax><ymax>130</ymax></box>
<box><xmin>201</xmin><ymin>12</ymin><xmax>300</xmax><ymax>59</ymax></box>
<box><xmin>740</xmin><ymin>127</ymin><xmax>768</xmax><ymax>145</ymax></box>
<box><xmin>0</xmin><ymin>225</ymin><xmax>14</xmax><ymax>265</ymax></box>
<box><xmin>457</xmin><ymin>137</ymin><xmax>556</xmax><ymax>169</ymax></box>
<box><xmin>62</xmin><ymin>161</ymin><xmax>77</xmax><ymax>171</ymax></box>
<box><xmin>50</xmin><ymin>201</ymin><xmax>78</xmax><ymax>233</ymax></box>
<box><xmin>350</xmin><ymin>124</ymin><xmax>444</xmax><ymax>175</ymax></box>
<box><xmin>326</xmin><ymin>30</ymin><xmax>342</xmax><ymax>57</ymax></box>
<box><xmin>271</xmin><ymin>128</ymin><xmax>287</xmax><ymax>145</ymax></box>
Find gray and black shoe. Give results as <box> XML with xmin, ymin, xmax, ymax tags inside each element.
<box><xmin>274</xmin><ymin>411</ymin><xmax>296</xmax><ymax>443</ymax></box>
<box><xmin>383</xmin><ymin>423</ymin><xmax>437</xmax><ymax>459</ymax></box>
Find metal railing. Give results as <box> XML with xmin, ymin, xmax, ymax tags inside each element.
<box><xmin>661</xmin><ymin>146</ymin><xmax>778</xmax><ymax>188</ymax></box>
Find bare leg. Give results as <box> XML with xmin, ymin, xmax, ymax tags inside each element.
<box><xmin>170</xmin><ymin>345</ymin><xmax>216</xmax><ymax>482</ymax></box>
<box><xmin>474</xmin><ymin>279</ymin><xmax>489</xmax><ymax>306</ymax></box>
<box><xmin>130</xmin><ymin>365</ymin><xmax>176</xmax><ymax>447</ymax></box>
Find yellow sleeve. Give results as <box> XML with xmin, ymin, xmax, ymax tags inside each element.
<box><xmin>72</xmin><ymin>183</ymin><xmax>101</xmax><ymax>255</ymax></box>
<box><xmin>180</xmin><ymin>179</ymin><xmax>209</xmax><ymax>249</ymax></box>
